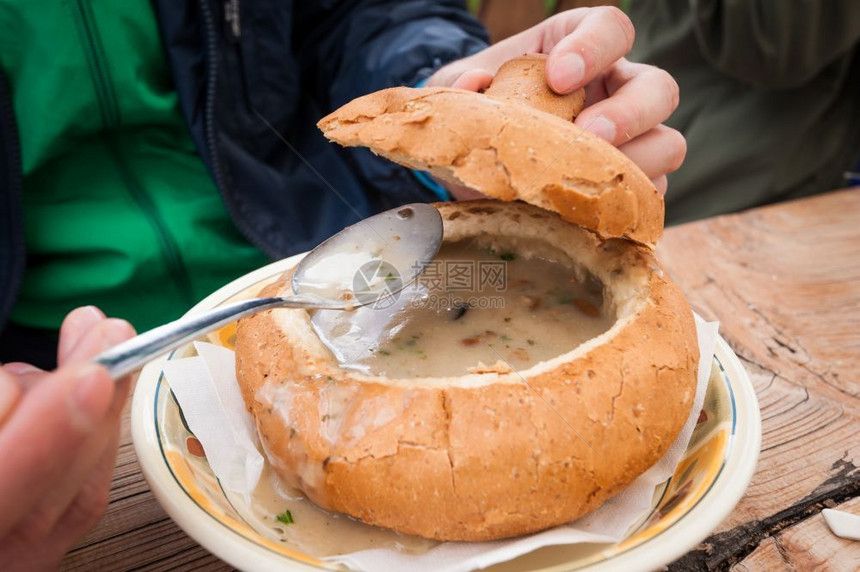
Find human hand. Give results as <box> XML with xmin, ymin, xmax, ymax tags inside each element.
<box><xmin>0</xmin><ymin>307</ymin><xmax>135</xmax><ymax>571</ymax></box>
<box><xmin>428</xmin><ymin>6</ymin><xmax>685</xmax><ymax>195</ymax></box>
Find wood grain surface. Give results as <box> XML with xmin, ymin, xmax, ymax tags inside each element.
<box><xmin>60</xmin><ymin>189</ymin><xmax>860</xmax><ymax>571</ymax></box>
<box><xmin>658</xmin><ymin>189</ymin><xmax>860</xmax><ymax>571</ymax></box>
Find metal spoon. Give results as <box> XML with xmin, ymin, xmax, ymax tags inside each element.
<box><xmin>93</xmin><ymin>204</ymin><xmax>443</xmax><ymax>379</ymax></box>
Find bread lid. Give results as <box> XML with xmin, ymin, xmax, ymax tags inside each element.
<box><xmin>318</xmin><ymin>54</ymin><xmax>664</xmax><ymax>247</ymax></box>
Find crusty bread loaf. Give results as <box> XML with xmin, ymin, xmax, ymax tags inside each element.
<box><xmin>317</xmin><ymin>59</ymin><xmax>663</xmax><ymax>247</ymax></box>
<box><xmin>235</xmin><ymin>201</ymin><xmax>698</xmax><ymax>541</ymax></box>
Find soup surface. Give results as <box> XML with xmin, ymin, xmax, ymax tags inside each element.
<box><xmin>311</xmin><ymin>236</ymin><xmax>614</xmax><ymax>378</ymax></box>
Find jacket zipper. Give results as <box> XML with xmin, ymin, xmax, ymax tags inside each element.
<box><xmin>70</xmin><ymin>0</ymin><xmax>194</xmax><ymax>305</ymax></box>
<box><xmin>199</xmin><ymin>0</ymin><xmax>276</xmax><ymax>258</ymax></box>
<box><xmin>0</xmin><ymin>71</ymin><xmax>26</xmax><ymax>330</ymax></box>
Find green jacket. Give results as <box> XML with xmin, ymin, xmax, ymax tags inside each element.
<box><xmin>0</xmin><ymin>0</ymin><xmax>268</xmax><ymax>331</ymax></box>
<box><xmin>0</xmin><ymin>0</ymin><xmax>486</xmax><ymax>334</ymax></box>
<box><xmin>629</xmin><ymin>0</ymin><xmax>860</xmax><ymax>223</ymax></box>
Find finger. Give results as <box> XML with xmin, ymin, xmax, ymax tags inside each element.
<box><xmin>616</xmin><ymin>124</ymin><xmax>687</xmax><ymax>180</ymax></box>
<box><xmin>0</xmin><ymin>369</ymin><xmax>22</xmax><ymax>427</ymax></box>
<box><xmin>17</xmin><ymin>354</ymin><xmax>130</xmax><ymax>546</ymax></box>
<box><xmin>652</xmin><ymin>175</ymin><xmax>668</xmax><ymax>196</ymax></box>
<box><xmin>58</xmin><ymin>306</ymin><xmax>107</xmax><ymax>365</ymax></box>
<box><xmin>0</xmin><ymin>422</ymin><xmax>120</xmax><ymax>571</ymax></box>
<box><xmin>63</xmin><ymin>317</ymin><xmax>134</xmax><ymax>423</ymax></box>
<box><xmin>1</xmin><ymin>363</ymin><xmax>43</xmax><ymax>393</ymax></box>
<box><xmin>0</xmin><ymin>538</ymin><xmax>67</xmax><ymax>572</ymax></box>
<box><xmin>62</xmin><ymin>317</ymin><xmax>133</xmax><ymax>419</ymax></box>
<box><xmin>64</xmin><ymin>318</ymin><xmax>135</xmax><ymax>366</ymax></box>
<box><xmin>13</xmin><ymin>406</ymin><xmax>120</xmax><ymax>549</ymax></box>
<box><xmin>450</xmin><ymin>69</ymin><xmax>494</xmax><ymax>92</ymax></box>
<box><xmin>2</xmin><ymin>362</ymin><xmax>43</xmax><ymax>376</ymax></box>
<box><xmin>575</xmin><ymin>61</ymin><xmax>680</xmax><ymax>145</ymax></box>
<box><xmin>0</xmin><ymin>364</ymin><xmax>116</xmax><ymax>536</ymax></box>
<box><xmin>545</xmin><ymin>6</ymin><xmax>635</xmax><ymax>93</ymax></box>
<box><xmin>8</xmin><ymin>415</ymin><xmax>115</xmax><ymax>551</ymax></box>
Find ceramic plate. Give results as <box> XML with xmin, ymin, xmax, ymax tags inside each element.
<box><xmin>131</xmin><ymin>255</ymin><xmax>761</xmax><ymax>571</ymax></box>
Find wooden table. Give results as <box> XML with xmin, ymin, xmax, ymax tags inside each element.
<box><xmin>61</xmin><ymin>189</ymin><xmax>860</xmax><ymax>571</ymax></box>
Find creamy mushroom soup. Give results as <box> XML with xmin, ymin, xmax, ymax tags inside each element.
<box><xmin>312</xmin><ymin>235</ymin><xmax>614</xmax><ymax>378</ymax></box>
<box><xmin>249</xmin><ymin>463</ymin><xmax>436</xmax><ymax>556</ymax></box>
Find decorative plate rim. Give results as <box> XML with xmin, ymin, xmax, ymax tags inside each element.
<box><xmin>131</xmin><ymin>255</ymin><xmax>762</xmax><ymax>572</ymax></box>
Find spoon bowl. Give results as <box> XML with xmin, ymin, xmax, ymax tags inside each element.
<box><xmin>292</xmin><ymin>204</ymin><xmax>444</xmax><ymax>306</ymax></box>
<box><xmin>93</xmin><ymin>204</ymin><xmax>443</xmax><ymax>379</ymax></box>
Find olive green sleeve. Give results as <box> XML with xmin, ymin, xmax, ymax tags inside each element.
<box><xmin>690</xmin><ymin>0</ymin><xmax>860</xmax><ymax>89</ymax></box>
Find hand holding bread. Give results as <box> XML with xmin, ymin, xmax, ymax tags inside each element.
<box><xmin>427</xmin><ymin>6</ymin><xmax>686</xmax><ymax>194</ymax></box>
<box><xmin>320</xmin><ymin>54</ymin><xmax>664</xmax><ymax>247</ymax></box>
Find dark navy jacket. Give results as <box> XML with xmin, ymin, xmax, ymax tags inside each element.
<box><xmin>0</xmin><ymin>0</ymin><xmax>487</xmax><ymax>330</ymax></box>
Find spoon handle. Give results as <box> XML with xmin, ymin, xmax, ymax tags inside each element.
<box><xmin>93</xmin><ymin>295</ymin><xmax>348</xmax><ymax>380</ymax></box>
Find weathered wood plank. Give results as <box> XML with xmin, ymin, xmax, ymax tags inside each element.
<box><xmin>774</xmin><ymin>496</ymin><xmax>860</xmax><ymax>570</ymax></box>
<box><xmin>729</xmin><ymin>496</ymin><xmax>860</xmax><ymax>571</ymax></box>
<box><xmin>659</xmin><ymin>189</ymin><xmax>860</xmax><ymax>570</ymax></box>
<box><xmin>729</xmin><ymin>538</ymin><xmax>792</xmax><ymax>572</ymax></box>
<box><xmin>63</xmin><ymin>517</ymin><xmax>229</xmax><ymax>572</ymax></box>
<box><xmin>660</xmin><ymin>201</ymin><xmax>860</xmax><ymax>397</ymax></box>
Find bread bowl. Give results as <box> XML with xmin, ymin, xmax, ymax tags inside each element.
<box><xmin>235</xmin><ymin>55</ymin><xmax>698</xmax><ymax>541</ymax></box>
